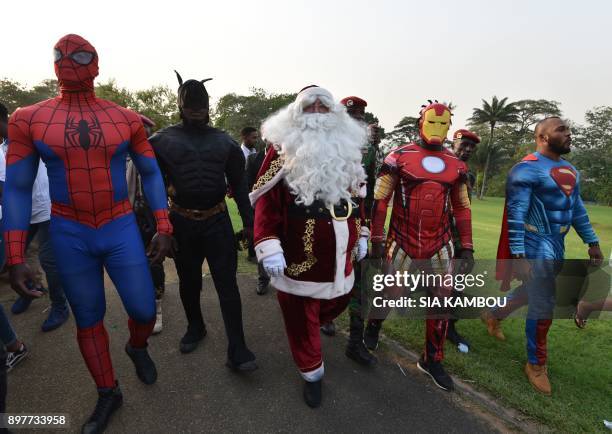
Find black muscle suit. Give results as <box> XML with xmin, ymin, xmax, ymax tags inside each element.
<box><xmin>150</xmin><ymin>123</ymin><xmax>255</xmax><ymax>366</ymax></box>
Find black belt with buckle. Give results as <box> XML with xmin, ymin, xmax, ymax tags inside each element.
<box><xmin>288</xmin><ymin>199</ymin><xmax>359</xmax><ymax>220</ymax></box>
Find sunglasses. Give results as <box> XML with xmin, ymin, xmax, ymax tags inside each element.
<box><xmin>53</xmin><ymin>49</ymin><xmax>95</xmax><ymax>65</ymax></box>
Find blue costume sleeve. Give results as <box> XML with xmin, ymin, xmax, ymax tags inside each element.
<box><xmin>3</xmin><ymin>155</ymin><xmax>38</xmax><ymax>231</ymax></box>
<box><xmin>2</xmin><ymin>126</ymin><xmax>39</xmax><ymax>265</ymax></box>
<box><xmin>571</xmin><ymin>173</ymin><xmax>598</xmax><ymax>244</ymax></box>
<box><xmin>506</xmin><ymin>163</ymin><xmax>536</xmax><ymax>255</ymax></box>
<box><xmin>2</xmin><ymin>112</ymin><xmax>40</xmax><ymax>234</ymax></box>
<box><xmin>128</xmin><ymin>119</ymin><xmax>172</xmax><ymax>235</ymax></box>
<box><xmin>129</xmin><ymin>150</ymin><xmax>168</xmax><ymax>213</ymax></box>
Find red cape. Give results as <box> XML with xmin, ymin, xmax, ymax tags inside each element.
<box><xmin>495</xmin><ymin>153</ymin><xmax>538</xmax><ymax>291</ymax></box>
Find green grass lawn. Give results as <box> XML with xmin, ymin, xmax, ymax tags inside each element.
<box><xmin>227</xmin><ymin>198</ymin><xmax>611</xmax><ymax>432</ymax></box>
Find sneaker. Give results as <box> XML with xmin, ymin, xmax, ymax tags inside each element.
<box><xmin>152</xmin><ymin>300</ymin><xmax>163</xmax><ymax>335</ymax></box>
<box><xmin>6</xmin><ymin>343</ymin><xmax>28</xmax><ymax>372</ymax></box>
<box><xmin>81</xmin><ymin>383</ymin><xmax>123</xmax><ymax>434</ymax></box>
<box><xmin>11</xmin><ymin>296</ymin><xmax>33</xmax><ymax>314</ymax></box>
<box><xmin>320</xmin><ymin>322</ymin><xmax>336</xmax><ymax>336</ymax></box>
<box><xmin>41</xmin><ymin>304</ymin><xmax>70</xmax><ymax>332</ymax></box>
<box><xmin>417</xmin><ymin>356</ymin><xmax>454</xmax><ymax>391</ymax></box>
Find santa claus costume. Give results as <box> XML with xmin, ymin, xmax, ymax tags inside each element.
<box><xmin>250</xmin><ymin>86</ymin><xmax>368</xmax><ymax>407</ymax></box>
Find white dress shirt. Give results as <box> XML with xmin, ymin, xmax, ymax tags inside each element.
<box><xmin>0</xmin><ymin>140</ymin><xmax>51</xmax><ymax>224</ymax></box>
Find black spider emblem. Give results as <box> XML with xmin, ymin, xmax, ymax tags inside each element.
<box><xmin>65</xmin><ymin>115</ymin><xmax>103</xmax><ymax>150</ymax></box>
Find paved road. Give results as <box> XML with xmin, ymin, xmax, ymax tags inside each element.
<box><xmin>1</xmin><ymin>269</ymin><xmax>497</xmax><ymax>433</ymax></box>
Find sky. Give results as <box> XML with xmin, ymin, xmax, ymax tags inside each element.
<box><xmin>2</xmin><ymin>0</ymin><xmax>611</xmax><ymax>131</ymax></box>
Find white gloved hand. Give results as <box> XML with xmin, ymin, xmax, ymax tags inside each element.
<box><xmin>262</xmin><ymin>252</ymin><xmax>287</xmax><ymax>277</ymax></box>
<box><xmin>356</xmin><ymin>236</ymin><xmax>368</xmax><ymax>261</ymax></box>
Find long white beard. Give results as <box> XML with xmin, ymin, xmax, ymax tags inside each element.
<box><xmin>262</xmin><ymin>105</ymin><xmax>367</xmax><ymax>207</ymax></box>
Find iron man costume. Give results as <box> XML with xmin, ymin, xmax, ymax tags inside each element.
<box><xmin>369</xmin><ymin>102</ymin><xmax>473</xmax><ymax>364</ymax></box>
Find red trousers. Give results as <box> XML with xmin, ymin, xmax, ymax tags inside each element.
<box><xmin>277</xmin><ymin>291</ymin><xmax>351</xmax><ymax>379</ymax></box>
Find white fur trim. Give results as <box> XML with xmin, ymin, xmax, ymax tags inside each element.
<box><xmin>255</xmin><ymin>238</ymin><xmax>283</xmax><ymax>262</ymax></box>
<box><xmin>249</xmin><ymin>167</ymin><xmax>286</xmax><ymax>206</ymax></box>
<box><xmin>272</xmin><ymin>271</ymin><xmax>354</xmax><ymax>300</ymax></box>
<box><xmin>301</xmin><ymin>363</ymin><xmax>324</xmax><ymax>382</ymax></box>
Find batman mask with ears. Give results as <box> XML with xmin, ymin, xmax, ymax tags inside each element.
<box><xmin>175</xmin><ymin>70</ymin><xmax>213</xmax><ymax>127</ymax></box>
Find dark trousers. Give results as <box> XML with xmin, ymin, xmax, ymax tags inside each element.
<box><xmin>136</xmin><ymin>221</ymin><xmax>166</xmax><ymax>299</ymax></box>
<box><xmin>0</xmin><ymin>344</ymin><xmax>6</xmax><ymax>414</ymax></box>
<box><xmin>26</xmin><ymin>220</ymin><xmax>67</xmax><ymax>307</ymax></box>
<box><xmin>171</xmin><ymin>211</ymin><xmax>254</xmax><ymax>364</ymax></box>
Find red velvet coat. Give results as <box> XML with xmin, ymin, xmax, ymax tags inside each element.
<box><xmin>250</xmin><ymin>147</ymin><xmax>368</xmax><ymax>299</ymax></box>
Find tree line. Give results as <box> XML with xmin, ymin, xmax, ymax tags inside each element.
<box><xmin>1</xmin><ymin>78</ymin><xmax>610</xmax><ymax>205</ymax></box>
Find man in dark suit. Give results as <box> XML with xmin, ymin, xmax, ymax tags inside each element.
<box><xmin>246</xmin><ymin>139</ymin><xmax>271</xmax><ymax>295</ymax></box>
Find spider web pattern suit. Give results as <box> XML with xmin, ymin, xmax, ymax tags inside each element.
<box><xmin>2</xmin><ymin>34</ymin><xmax>172</xmax><ymax>389</ymax></box>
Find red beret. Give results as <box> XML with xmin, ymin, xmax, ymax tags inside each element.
<box><xmin>453</xmin><ymin>129</ymin><xmax>480</xmax><ymax>144</ymax></box>
<box><xmin>340</xmin><ymin>96</ymin><xmax>367</xmax><ymax>108</ymax></box>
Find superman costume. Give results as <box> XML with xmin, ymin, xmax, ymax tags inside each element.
<box><xmin>2</xmin><ymin>33</ymin><xmax>172</xmax><ymax>406</ymax></box>
<box><xmin>497</xmin><ymin>152</ymin><xmax>598</xmax><ymax>366</ymax></box>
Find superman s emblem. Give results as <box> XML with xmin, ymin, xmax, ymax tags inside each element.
<box><xmin>550</xmin><ymin>166</ymin><xmax>577</xmax><ymax>196</ymax></box>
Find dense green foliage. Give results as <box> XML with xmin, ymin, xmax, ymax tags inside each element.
<box><xmin>1</xmin><ymin>79</ymin><xmax>610</xmax><ymax>204</ymax></box>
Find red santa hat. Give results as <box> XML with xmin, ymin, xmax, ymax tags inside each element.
<box><xmin>340</xmin><ymin>96</ymin><xmax>367</xmax><ymax>108</ymax></box>
<box><xmin>453</xmin><ymin>129</ymin><xmax>480</xmax><ymax>144</ymax></box>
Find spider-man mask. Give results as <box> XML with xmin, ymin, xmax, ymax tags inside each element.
<box><xmin>54</xmin><ymin>34</ymin><xmax>99</xmax><ymax>91</ymax></box>
<box><xmin>419</xmin><ymin>102</ymin><xmax>452</xmax><ymax>146</ymax></box>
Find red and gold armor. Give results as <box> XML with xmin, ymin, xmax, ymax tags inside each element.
<box><xmin>370</xmin><ymin>102</ymin><xmax>473</xmax><ymax>363</ymax></box>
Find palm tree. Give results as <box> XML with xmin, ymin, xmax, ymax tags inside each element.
<box><xmin>469</xmin><ymin>96</ymin><xmax>519</xmax><ymax>199</ymax></box>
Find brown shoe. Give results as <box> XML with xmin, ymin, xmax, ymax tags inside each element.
<box><xmin>524</xmin><ymin>362</ymin><xmax>551</xmax><ymax>396</ymax></box>
<box><xmin>481</xmin><ymin>311</ymin><xmax>506</xmax><ymax>341</ymax></box>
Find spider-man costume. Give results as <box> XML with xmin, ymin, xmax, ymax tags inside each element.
<box><xmin>369</xmin><ymin>103</ymin><xmax>473</xmax><ymax>382</ymax></box>
<box><xmin>3</xmin><ymin>35</ymin><xmax>172</xmax><ymax>395</ymax></box>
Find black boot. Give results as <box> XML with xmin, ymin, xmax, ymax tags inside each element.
<box><xmin>256</xmin><ymin>263</ymin><xmax>270</xmax><ymax>295</ymax></box>
<box><xmin>226</xmin><ymin>358</ymin><xmax>258</xmax><ymax>372</ymax></box>
<box><xmin>256</xmin><ymin>277</ymin><xmax>269</xmax><ymax>295</ymax></box>
<box><xmin>81</xmin><ymin>384</ymin><xmax>123</xmax><ymax>434</ymax></box>
<box><xmin>180</xmin><ymin>325</ymin><xmax>207</xmax><ymax>354</ymax></box>
<box><xmin>303</xmin><ymin>380</ymin><xmax>322</xmax><ymax>408</ymax></box>
<box><xmin>345</xmin><ymin>315</ymin><xmax>377</xmax><ymax>366</ymax></box>
<box><xmin>363</xmin><ymin>320</ymin><xmax>382</xmax><ymax>351</ymax></box>
<box><xmin>320</xmin><ymin>322</ymin><xmax>336</xmax><ymax>336</ymax></box>
<box><xmin>125</xmin><ymin>343</ymin><xmax>157</xmax><ymax>385</ymax></box>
